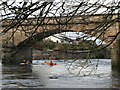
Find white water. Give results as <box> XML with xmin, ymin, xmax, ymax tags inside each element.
<box><xmin>2</xmin><ymin>59</ymin><xmax>120</xmax><ymax>88</ymax></box>
<box><xmin>32</xmin><ymin>59</ymin><xmax>112</xmax><ymax>88</ymax></box>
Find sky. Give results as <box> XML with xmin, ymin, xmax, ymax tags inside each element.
<box><xmin>0</xmin><ymin>0</ymin><xmax>119</xmax><ymax>18</ymax></box>
<box><xmin>45</xmin><ymin>32</ymin><xmax>106</xmax><ymax>45</ymax></box>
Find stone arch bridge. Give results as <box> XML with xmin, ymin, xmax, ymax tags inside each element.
<box><xmin>1</xmin><ymin>14</ymin><xmax>120</xmax><ymax>66</ymax></box>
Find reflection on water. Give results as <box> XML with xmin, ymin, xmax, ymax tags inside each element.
<box><xmin>2</xmin><ymin>65</ymin><xmax>45</xmax><ymax>88</ymax></box>
<box><xmin>1</xmin><ymin>59</ymin><xmax>120</xmax><ymax>89</ymax></box>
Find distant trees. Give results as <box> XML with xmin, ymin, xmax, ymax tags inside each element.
<box><xmin>32</xmin><ymin>39</ymin><xmax>56</xmax><ymax>50</ymax></box>
<box><xmin>33</xmin><ymin>38</ymin><xmax>101</xmax><ymax>51</ymax></box>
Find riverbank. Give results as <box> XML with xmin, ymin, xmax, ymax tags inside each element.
<box><xmin>32</xmin><ymin>49</ymin><xmax>111</xmax><ymax>60</ymax></box>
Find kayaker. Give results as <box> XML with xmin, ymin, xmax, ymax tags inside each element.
<box><xmin>26</xmin><ymin>60</ymin><xmax>31</xmax><ymax>65</ymax></box>
<box><xmin>23</xmin><ymin>60</ymin><xmax>31</xmax><ymax>65</ymax></box>
<box><xmin>48</xmin><ymin>60</ymin><xmax>57</xmax><ymax>66</ymax></box>
<box><xmin>48</xmin><ymin>60</ymin><xmax>53</xmax><ymax>66</ymax></box>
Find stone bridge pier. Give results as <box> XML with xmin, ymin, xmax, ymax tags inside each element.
<box><xmin>2</xmin><ymin>42</ymin><xmax>32</xmax><ymax>64</ymax></box>
<box><xmin>111</xmin><ymin>34</ymin><xmax>120</xmax><ymax>70</ymax></box>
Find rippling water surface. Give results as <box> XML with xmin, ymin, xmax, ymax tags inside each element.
<box><xmin>1</xmin><ymin>59</ymin><xmax>120</xmax><ymax>88</ymax></box>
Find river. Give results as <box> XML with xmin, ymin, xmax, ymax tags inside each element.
<box><xmin>1</xmin><ymin>59</ymin><xmax>120</xmax><ymax>89</ymax></box>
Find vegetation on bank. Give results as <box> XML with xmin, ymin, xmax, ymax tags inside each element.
<box><xmin>32</xmin><ymin>39</ymin><xmax>111</xmax><ymax>59</ymax></box>
<box><xmin>32</xmin><ymin>38</ymin><xmax>102</xmax><ymax>50</ymax></box>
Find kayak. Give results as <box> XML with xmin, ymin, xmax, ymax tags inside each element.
<box><xmin>19</xmin><ymin>63</ymin><xmax>26</xmax><ymax>65</ymax></box>
<box><xmin>19</xmin><ymin>63</ymin><xmax>31</xmax><ymax>66</ymax></box>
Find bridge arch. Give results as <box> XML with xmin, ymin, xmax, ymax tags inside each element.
<box><xmin>2</xmin><ymin>29</ymin><xmax>73</xmax><ymax>64</ymax></box>
<box><xmin>2</xmin><ymin>14</ymin><xmax>119</xmax><ymax>66</ymax></box>
<box><xmin>16</xmin><ymin>29</ymin><xmax>72</xmax><ymax>48</ymax></box>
